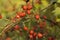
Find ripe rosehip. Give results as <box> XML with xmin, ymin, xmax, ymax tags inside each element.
<box><xmin>22</xmin><ymin>5</ymin><xmax>27</xmax><ymax>10</ymax></box>
<box><xmin>19</xmin><ymin>12</ymin><xmax>26</xmax><ymax>17</ymax></box>
<box><xmin>17</xmin><ymin>12</ymin><xmax>26</xmax><ymax>17</ymax></box>
<box><xmin>0</xmin><ymin>14</ymin><xmax>2</xmax><ymax>19</ymax></box>
<box><xmin>27</xmin><ymin>5</ymin><xmax>32</xmax><ymax>10</ymax></box>
<box><xmin>27</xmin><ymin>10</ymin><xmax>31</xmax><ymax>15</ymax></box>
<box><xmin>29</xmin><ymin>30</ymin><xmax>34</xmax><ymax>35</ymax></box>
<box><xmin>14</xmin><ymin>25</ymin><xmax>20</xmax><ymax>30</ymax></box>
<box><xmin>37</xmin><ymin>33</ymin><xmax>43</xmax><ymax>38</ymax></box>
<box><xmin>6</xmin><ymin>37</ymin><xmax>11</xmax><ymax>40</ymax></box>
<box><xmin>29</xmin><ymin>35</ymin><xmax>33</xmax><ymax>39</ymax></box>
<box><xmin>15</xmin><ymin>15</ymin><xmax>20</xmax><ymax>19</ymax></box>
<box><xmin>23</xmin><ymin>26</ymin><xmax>28</xmax><ymax>31</ymax></box>
<box><xmin>35</xmin><ymin>14</ymin><xmax>40</xmax><ymax>20</ymax></box>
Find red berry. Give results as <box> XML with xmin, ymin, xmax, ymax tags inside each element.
<box><xmin>16</xmin><ymin>15</ymin><xmax>20</xmax><ymax>19</ymax></box>
<box><xmin>37</xmin><ymin>33</ymin><xmax>43</xmax><ymax>38</ymax></box>
<box><xmin>29</xmin><ymin>30</ymin><xmax>34</xmax><ymax>35</ymax></box>
<box><xmin>23</xmin><ymin>26</ymin><xmax>28</xmax><ymax>31</ymax></box>
<box><xmin>29</xmin><ymin>35</ymin><xmax>33</xmax><ymax>39</ymax></box>
<box><xmin>14</xmin><ymin>25</ymin><xmax>20</xmax><ymax>30</ymax></box>
<box><xmin>17</xmin><ymin>12</ymin><xmax>26</xmax><ymax>17</ymax></box>
<box><xmin>27</xmin><ymin>5</ymin><xmax>32</xmax><ymax>10</ymax></box>
<box><xmin>35</xmin><ymin>14</ymin><xmax>40</xmax><ymax>20</ymax></box>
<box><xmin>6</xmin><ymin>37</ymin><xmax>11</xmax><ymax>40</ymax></box>
<box><xmin>27</xmin><ymin>10</ymin><xmax>31</xmax><ymax>15</ymax></box>
<box><xmin>22</xmin><ymin>5</ymin><xmax>27</xmax><ymax>10</ymax></box>
<box><xmin>0</xmin><ymin>14</ymin><xmax>2</xmax><ymax>19</ymax></box>
<box><xmin>19</xmin><ymin>12</ymin><xmax>26</xmax><ymax>17</ymax></box>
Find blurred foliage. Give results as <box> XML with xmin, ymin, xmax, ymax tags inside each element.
<box><xmin>0</xmin><ymin>0</ymin><xmax>60</xmax><ymax>40</ymax></box>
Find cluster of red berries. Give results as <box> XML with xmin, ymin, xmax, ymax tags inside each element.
<box><xmin>15</xmin><ymin>2</ymin><xmax>32</xmax><ymax>19</ymax></box>
<box><xmin>14</xmin><ymin>25</ymin><xmax>43</xmax><ymax>39</ymax></box>
<box><xmin>22</xmin><ymin>2</ymin><xmax>32</xmax><ymax>15</ymax></box>
<box><xmin>5</xmin><ymin>1</ymin><xmax>54</xmax><ymax>40</ymax></box>
<box><xmin>29</xmin><ymin>30</ymin><xmax>43</xmax><ymax>39</ymax></box>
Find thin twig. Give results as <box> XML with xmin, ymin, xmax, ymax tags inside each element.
<box><xmin>40</xmin><ymin>1</ymin><xmax>56</xmax><ymax>12</ymax></box>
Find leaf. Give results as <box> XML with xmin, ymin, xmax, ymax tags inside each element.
<box><xmin>54</xmin><ymin>7</ymin><xmax>60</xmax><ymax>15</ymax></box>
<box><xmin>57</xmin><ymin>0</ymin><xmax>60</xmax><ymax>3</ymax></box>
<box><xmin>34</xmin><ymin>4</ymin><xmax>40</xmax><ymax>9</ymax></box>
<box><xmin>0</xmin><ymin>19</ymin><xmax>11</xmax><ymax>33</ymax></box>
<box><xmin>41</xmin><ymin>0</ymin><xmax>49</xmax><ymax>8</ymax></box>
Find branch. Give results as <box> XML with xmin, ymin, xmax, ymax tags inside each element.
<box><xmin>40</xmin><ymin>1</ymin><xmax>57</xmax><ymax>12</ymax></box>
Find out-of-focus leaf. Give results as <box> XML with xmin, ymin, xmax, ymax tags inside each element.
<box><xmin>41</xmin><ymin>0</ymin><xmax>49</xmax><ymax>8</ymax></box>
<box><xmin>0</xmin><ymin>19</ymin><xmax>11</xmax><ymax>33</ymax></box>
<box><xmin>54</xmin><ymin>7</ymin><xmax>60</xmax><ymax>15</ymax></box>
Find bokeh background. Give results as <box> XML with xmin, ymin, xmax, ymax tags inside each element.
<box><xmin>0</xmin><ymin>0</ymin><xmax>60</xmax><ymax>40</ymax></box>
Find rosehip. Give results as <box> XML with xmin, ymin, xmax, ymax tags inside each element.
<box><xmin>22</xmin><ymin>5</ymin><xmax>27</xmax><ymax>10</ymax></box>
<box><xmin>37</xmin><ymin>33</ymin><xmax>43</xmax><ymax>38</ymax></box>
<box><xmin>27</xmin><ymin>5</ymin><xmax>32</xmax><ymax>10</ymax></box>
<box><xmin>17</xmin><ymin>12</ymin><xmax>26</xmax><ymax>17</ymax></box>
<box><xmin>14</xmin><ymin>25</ymin><xmax>20</xmax><ymax>30</ymax></box>
<box><xmin>15</xmin><ymin>15</ymin><xmax>20</xmax><ymax>19</ymax></box>
<box><xmin>35</xmin><ymin>14</ymin><xmax>40</xmax><ymax>20</ymax></box>
<box><xmin>19</xmin><ymin>12</ymin><xmax>26</xmax><ymax>17</ymax></box>
<box><xmin>23</xmin><ymin>26</ymin><xmax>28</xmax><ymax>31</ymax></box>
<box><xmin>29</xmin><ymin>30</ymin><xmax>34</xmax><ymax>35</ymax></box>
<box><xmin>6</xmin><ymin>37</ymin><xmax>11</xmax><ymax>40</ymax></box>
<box><xmin>29</xmin><ymin>35</ymin><xmax>33</xmax><ymax>39</ymax></box>
<box><xmin>0</xmin><ymin>14</ymin><xmax>2</xmax><ymax>19</ymax></box>
<box><xmin>27</xmin><ymin>10</ymin><xmax>31</xmax><ymax>15</ymax></box>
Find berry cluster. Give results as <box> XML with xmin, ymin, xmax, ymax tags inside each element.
<box><xmin>4</xmin><ymin>1</ymin><xmax>56</xmax><ymax>40</ymax></box>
